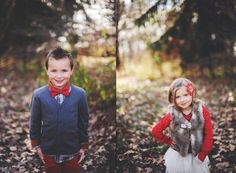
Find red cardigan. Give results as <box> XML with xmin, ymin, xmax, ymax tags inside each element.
<box><xmin>151</xmin><ymin>106</ymin><xmax>213</xmax><ymax>161</ymax></box>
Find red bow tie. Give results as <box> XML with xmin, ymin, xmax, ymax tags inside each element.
<box><xmin>49</xmin><ymin>82</ymin><xmax>70</xmax><ymax>97</ymax></box>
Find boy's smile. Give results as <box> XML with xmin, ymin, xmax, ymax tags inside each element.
<box><xmin>46</xmin><ymin>57</ymin><xmax>73</xmax><ymax>89</ymax></box>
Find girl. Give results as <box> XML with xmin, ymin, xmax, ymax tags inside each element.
<box><xmin>151</xmin><ymin>78</ymin><xmax>213</xmax><ymax>173</ymax></box>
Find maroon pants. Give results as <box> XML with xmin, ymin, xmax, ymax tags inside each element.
<box><xmin>43</xmin><ymin>154</ymin><xmax>80</xmax><ymax>173</ymax></box>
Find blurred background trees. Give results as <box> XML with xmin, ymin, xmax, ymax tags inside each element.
<box><xmin>0</xmin><ymin>0</ymin><xmax>116</xmax><ymax>106</ymax></box>
<box><xmin>0</xmin><ymin>0</ymin><xmax>116</xmax><ymax>64</ymax></box>
<box><xmin>0</xmin><ymin>0</ymin><xmax>88</xmax><ymax>60</ymax></box>
<box><xmin>118</xmin><ymin>0</ymin><xmax>236</xmax><ymax>78</ymax></box>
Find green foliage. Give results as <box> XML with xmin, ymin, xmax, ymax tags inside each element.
<box><xmin>228</xmin><ymin>91</ymin><xmax>236</xmax><ymax>107</ymax></box>
<box><xmin>88</xmin><ymin>45</ymin><xmax>116</xmax><ymax>57</ymax></box>
<box><xmin>155</xmin><ymin>144</ymin><xmax>168</xmax><ymax>154</ymax></box>
<box><xmin>71</xmin><ymin>64</ymin><xmax>95</xmax><ymax>96</ymax></box>
<box><xmin>202</xmin><ymin>68</ymin><xmax>213</xmax><ymax>78</ymax></box>
<box><xmin>101</xmin><ymin>30</ymin><xmax>108</xmax><ymax>39</ymax></box>
<box><xmin>11</xmin><ymin>59</ymin><xmax>43</xmax><ymax>75</ymax></box>
<box><xmin>38</xmin><ymin>69</ymin><xmax>47</xmax><ymax>87</ymax></box>
<box><xmin>92</xmin><ymin>59</ymin><xmax>116</xmax><ymax>104</ymax></box>
<box><xmin>153</xmin><ymin>55</ymin><xmax>162</xmax><ymax>64</ymax></box>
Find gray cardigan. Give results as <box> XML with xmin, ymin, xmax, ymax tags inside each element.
<box><xmin>29</xmin><ymin>84</ymin><xmax>89</xmax><ymax>155</ymax></box>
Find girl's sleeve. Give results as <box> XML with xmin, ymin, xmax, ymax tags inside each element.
<box><xmin>151</xmin><ymin>113</ymin><xmax>172</xmax><ymax>145</ymax></box>
<box><xmin>198</xmin><ymin>106</ymin><xmax>213</xmax><ymax>161</ymax></box>
<box><xmin>29</xmin><ymin>92</ymin><xmax>42</xmax><ymax>147</ymax></box>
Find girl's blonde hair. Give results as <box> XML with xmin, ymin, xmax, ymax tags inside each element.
<box><xmin>168</xmin><ymin>78</ymin><xmax>197</xmax><ymax>107</ymax></box>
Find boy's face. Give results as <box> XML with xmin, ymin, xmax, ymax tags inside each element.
<box><xmin>46</xmin><ymin>57</ymin><xmax>73</xmax><ymax>89</ymax></box>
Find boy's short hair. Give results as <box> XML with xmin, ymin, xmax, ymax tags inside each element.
<box><xmin>45</xmin><ymin>47</ymin><xmax>74</xmax><ymax>70</ymax></box>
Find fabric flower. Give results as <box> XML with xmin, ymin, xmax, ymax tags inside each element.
<box><xmin>186</xmin><ymin>83</ymin><xmax>194</xmax><ymax>96</ymax></box>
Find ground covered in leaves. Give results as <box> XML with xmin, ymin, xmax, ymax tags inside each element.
<box><xmin>0</xmin><ymin>68</ymin><xmax>235</xmax><ymax>173</ymax></box>
<box><xmin>117</xmin><ymin>77</ymin><xmax>236</xmax><ymax>173</ymax></box>
<box><xmin>0</xmin><ymin>69</ymin><xmax>115</xmax><ymax>173</ymax></box>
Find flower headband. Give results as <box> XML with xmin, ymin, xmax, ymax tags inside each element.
<box><xmin>186</xmin><ymin>82</ymin><xmax>194</xmax><ymax>96</ymax></box>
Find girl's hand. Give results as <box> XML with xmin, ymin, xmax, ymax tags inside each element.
<box><xmin>170</xmin><ymin>141</ymin><xmax>176</xmax><ymax>146</ymax></box>
<box><xmin>170</xmin><ymin>140</ymin><xmax>176</xmax><ymax>148</ymax></box>
<box><xmin>35</xmin><ymin>146</ymin><xmax>45</xmax><ymax>164</ymax></box>
<box><xmin>78</xmin><ymin>149</ymin><xmax>85</xmax><ymax>163</ymax></box>
<box><xmin>170</xmin><ymin>140</ymin><xmax>180</xmax><ymax>152</ymax></box>
<box><xmin>194</xmin><ymin>155</ymin><xmax>203</xmax><ymax>164</ymax></box>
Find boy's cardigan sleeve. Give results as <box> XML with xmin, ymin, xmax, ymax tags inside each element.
<box><xmin>78</xmin><ymin>91</ymin><xmax>89</xmax><ymax>149</ymax></box>
<box><xmin>151</xmin><ymin>113</ymin><xmax>172</xmax><ymax>145</ymax></box>
<box><xmin>29</xmin><ymin>92</ymin><xmax>42</xmax><ymax>147</ymax></box>
<box><xmin>198</xmin><ymin>106</ymin><xmax>213</xmax><ymax>161</ymax></box>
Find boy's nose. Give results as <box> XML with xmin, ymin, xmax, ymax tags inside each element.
<box><xmin>57</xmin><ymin>72</ymin><xmax>61</xmax><ymax>76</ymax></box>
<box><xmin>56</xmin><ymin>73</ymin><xmax>62</xmax><ymax>78</ymax></box>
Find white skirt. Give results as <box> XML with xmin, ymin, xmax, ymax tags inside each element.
<box><xmin>164</xmin><ymin>147</ymin><xmax>210</xmax><ymax>173</ymax></box>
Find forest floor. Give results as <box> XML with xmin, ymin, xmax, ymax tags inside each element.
<box><xmin>0</xmin><ymin>68</ymin><xmax>235</xmax><ymax>173</ymax></box>
<box><xmin>117</xmin><ymin>76</ymin><xmax>236</xmax><ymax>173</ymax></box>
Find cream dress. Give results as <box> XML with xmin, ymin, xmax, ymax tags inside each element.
<box><xmin>164</xmin><ymin>147</ymin><xmax>210</xmax><ymax>173</ymax></box>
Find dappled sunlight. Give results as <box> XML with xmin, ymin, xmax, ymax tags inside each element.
<box><xmin>79</xmin><ymin>56</ymin><xmax>115</xmax><ymax>68</ymax></box>
<box><xmin>117</xmin><ymin>53</ymin><xmax>182</xmax><ymax>94</ymax></box>
<box><xmin>118</xmin><ymin>53</ymin><xmax>182</xmax><ymax>83</ymax></box>
<box><xmin>161</xmin><ymin>60</ymin><xmax>182</xmax><ymax>78</ymax></box>
<box><xmin>117</xmin><ymin>77</ymin><xmax>153</xmax><ymax>93</ymax></box>
<box><xmin>123</xmin><ymin>56</ymin><xmax>161</xmax><ymax>80</ymax></box>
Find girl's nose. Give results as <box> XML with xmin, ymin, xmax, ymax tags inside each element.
<box><xmin>180</xmin><ymin>96</ymin><xmax>185</xmax><ymax>102</ymax></box>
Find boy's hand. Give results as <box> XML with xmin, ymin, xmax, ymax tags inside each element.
<box><xmin>78</xmin><ymin>149</ymin><xmax>86</xmax><ymax>163</ymax></box>
<box><xmin>35</xmin><ymin>146</ymin><xmax>45</xmax><ymax>164</ymax></box>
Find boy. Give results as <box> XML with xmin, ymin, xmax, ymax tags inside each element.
<box><xmin>29</xmin><ymin>47</ymin><xmax>89</xmax><ymax>173</ymax></box>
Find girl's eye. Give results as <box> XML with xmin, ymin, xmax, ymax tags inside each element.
<box><xmin>51</xmin><ymin>69</ymin><xmax>57</xmax><ymax>72</ymax></box>
<box><xmin>176</xmin><ymin>96</ymin><xmax>180</xmax><ymax>99</ymax></box>
<box><xmin>184</xmin><ymin>94</ymin><xmax>188</xmax><ymax>96</ymax></box>
<box><xmin>62</xmin><ymin>69</ymin><xmax>68</xmax><ymax>72</ymax></box>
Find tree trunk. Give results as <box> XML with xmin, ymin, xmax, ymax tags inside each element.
<box><xmin>115</xmin><ymin>0</ymin><xmax>120</xmax><ymax>70</ymax></box>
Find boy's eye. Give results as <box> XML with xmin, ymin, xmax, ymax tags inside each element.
<box><xmin>62</xmin><ymin>69</ymin><xmax>68</xmax><ymax>72</ymax></box>
<box><xmin>184</xmin><ymin>94</ymin><xmax>188</xmax><ymax>96</ymax></box>
<box><xmin>50</xmin><ymin>69</ymin><xmax>57</xmax><ymax>72</ymax></box>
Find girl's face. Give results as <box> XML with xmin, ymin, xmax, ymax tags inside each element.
<box><xmin>175</xmin><ymin>87</ymin><xmax>193</xmax><ymax>111</ymax></box>
<box><xmin>46</xmin><ymin>57</ymin><xmax>73</xmax><ymax>89</ymax></box>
